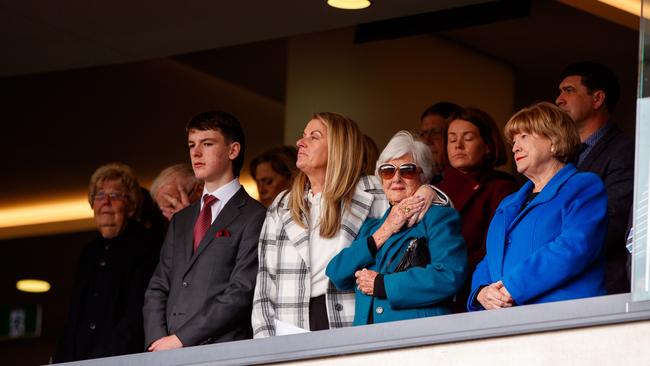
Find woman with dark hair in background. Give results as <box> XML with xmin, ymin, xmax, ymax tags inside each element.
<box><xmin>249</xmin><ymin>145</ymin><xmax>297</xmax><ymax>207</ymax></box>
<box><xmin>436</xmin><ymin>107</ymin><xmax>518</xmax><ymax>312</ymax></box>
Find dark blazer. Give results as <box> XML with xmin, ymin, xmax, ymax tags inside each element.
<box><xmin>143</xmin><ymin>187</ymin><xmax>265</xmax><ymax>347</ymax></box>
<box><xmin>436</xmin><ymin>167</ymin><xmax>518</xmax><ymax>312</ymax></box>
<box><xmin>55</xmin><ymin>221</ymin><xmax>160</xmax><ymax>362</ymax></box>
<box><xmin>577</xmin><ymin>123</ymin><xmax>634</xmax><ymax>294</ymax></box>
<box><xmin>468</xmin><ymin>164</ymin><xmax>607</xmax><ymax>310</ymax></box>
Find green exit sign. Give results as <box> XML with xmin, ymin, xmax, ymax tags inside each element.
<box><xmin>0</xmin><ymin>305</ymin><xmax>42</xmax><ymax>340</ymax></box>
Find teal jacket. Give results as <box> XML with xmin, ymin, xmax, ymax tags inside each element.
<box><xmin>327</xmin><ymin>206</ymin><xmax>467</xmax><ymax>325</ymax></box>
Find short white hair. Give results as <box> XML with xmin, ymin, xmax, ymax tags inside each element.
<box><xmin>375</xmin><ymin>130</ymin><xmax>435</xmax><ymax>183</ymax></box>
<box><xmin>150</xmin><ymin>164</ymin><xmax>200</xmax><ymax>199</ymax></box>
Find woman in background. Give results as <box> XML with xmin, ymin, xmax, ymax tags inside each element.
<box><xmin>249</xmin><ymin>145</ymin><xmax>298</xmax><ymax>207</ymax></box>
<box><xmin>436</xmin><ymin>107</ymin><xmax>518</xmax><ymax>312</ymax></box>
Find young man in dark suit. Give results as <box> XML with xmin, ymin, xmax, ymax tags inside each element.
<box><xmin>143</xmin><ymin>110</ymin><xmax>266</xmax><ymax>351</ymax></box>
<box><xmin>556</xmin><ymin>61</ymin><xmax>634</xmax><ymax>294</ymax></box>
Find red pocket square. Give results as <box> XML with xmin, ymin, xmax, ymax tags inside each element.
<box><xmin>216</xmin><ymin>229</ymin><xmax>231</xmax><ymax>237</ymax></box>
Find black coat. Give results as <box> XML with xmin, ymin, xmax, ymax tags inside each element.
<box><xmin>55</xmin><ymin>221</ymin><xmax>161</xmax><ymax>362</ymax></box>
<box><xmin>577</xmin><ymin>123</ymin><xmax>634</xmax><ymax>294</ymax></box>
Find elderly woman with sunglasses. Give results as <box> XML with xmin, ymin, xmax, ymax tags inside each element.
<box><xmin>327</xmin><ymin>131</ymin><xmax>467</xmax><ymax>325</ymax></box>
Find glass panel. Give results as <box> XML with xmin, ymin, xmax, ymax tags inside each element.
<box><xmin>632</xmin><ymin>0</ymin><xmax>650</xmax><ymax>301</ymax></box>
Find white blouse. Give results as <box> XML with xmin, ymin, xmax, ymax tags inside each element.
<box><xmin>307</xmin><ymin>191</ymin><xmax>345</xmax><ymax>297</ymax></box>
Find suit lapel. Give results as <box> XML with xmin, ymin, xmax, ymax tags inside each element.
<box><xmin>283</xmin><ymin>208</ymin><xmax>310</xmax><ymax>268</ymax></box>
<box><xmin>183</xmin><ymin>188</ymin><xmax>247</xmax><ymax>276</ymax></box>
<box><xmin>578</xmin><ymin>123</ymin><xmax>618</xmax><ymax>170</ymax></box>
<box><xmin>183</xmin><ymin>201</ymin><xmax>201</xmax><ymax>264</ymax></box>
<box><xmin>341</xmin><ymin>177</ymin><xmax>375</xmax><ymax>242</ymax></box>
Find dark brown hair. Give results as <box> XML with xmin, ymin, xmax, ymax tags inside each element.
<box><xmin>449</xmin><ymin>107</ymin><xmax>508</xmax><ymax>167</ymax></box>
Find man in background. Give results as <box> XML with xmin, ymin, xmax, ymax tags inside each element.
<box><xmin>418</xmin><ymin>102</ymin><xmax>462</xmax><ymax>183</ymax></box>
<box><xmin>556</xmin><ymin>61</ymin><xmax>634</xmax><ymax>294</ymax></box>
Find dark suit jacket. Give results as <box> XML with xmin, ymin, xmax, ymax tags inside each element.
<box><xmin>55</xmin><ymin>221</ymin><xmax>161</xmax><ymax>362</ymax></box>
<box><xmin>577</xmin><ymin>123</ymin><xmax>634</xmax><ymax>294</ymax></box>
<box><xmin>143</xmin><ymin>187</ymin><xmax>265</xmax><ymax>347</ymax></box>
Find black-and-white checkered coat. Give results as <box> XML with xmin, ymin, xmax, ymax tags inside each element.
<box><xmin>252</xmin><ymin>175</ymin><xmax>389</xmax><ymax>337</ymax></box>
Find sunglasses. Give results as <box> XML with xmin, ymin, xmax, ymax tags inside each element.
<box><xmin>378</xmin><ymin>163</ymin><xmax>420</xmax><ymax>180</ymax></box>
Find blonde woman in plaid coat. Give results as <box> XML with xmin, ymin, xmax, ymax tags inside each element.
<box><xmin>252</xmin><ymin>113</ymin><xmax>439</xmax><ymax>337</ymax></box>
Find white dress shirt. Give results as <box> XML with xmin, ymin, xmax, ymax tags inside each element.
<box><xmin>200</xmin><ymin>178</ymin><xmax>241</xmax><ymax>224</ymax></box>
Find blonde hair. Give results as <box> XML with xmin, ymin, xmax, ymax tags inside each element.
<box><xmin>88</xmin><ymin>162</ymin><xmax>142</xmax><ymax>215</ymax></box>
<box><xmin>289</xmin><ymin>112</ymin><xmax>365</xmax><ymax>238</ymax></box>
<box><xmin>504</xmin><ymin>102</ymin><xmax>580</xmax><ymax>163</ymax></box>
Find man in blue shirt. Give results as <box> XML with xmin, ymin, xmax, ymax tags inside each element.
<box><xmin>556</xmin><ymin>61</ymin><xmax>634</xmax><ymax>294</ymax></box>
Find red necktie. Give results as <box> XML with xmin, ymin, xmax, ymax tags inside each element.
<box><xmin>193</xmin><ymin>194</ymin><xmax>218</xmax><ymax>253</ymax></box>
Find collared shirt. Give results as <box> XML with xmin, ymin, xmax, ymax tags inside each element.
<box><xmin>200</xmin><ymin>178</ymin><xmax>241</xmax><ymax>224</ymax></box>
<box><xmin>307</xmin><ymin>191</ymin><xmax>345</xmax><ymax>298</ymax></box>
<box><xmin>577</xmin><ymin>122</ymin><xmax>613</xmax><ymax>166</ymax></box>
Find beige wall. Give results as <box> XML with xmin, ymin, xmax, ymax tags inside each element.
<box><xmin>280</xmin><ymin>320</ymin><xmax>650</xmax><ymax>366</ymax></box>
<box><xmin>285</xmin><ymin>28</ymin><xmax>515</xmax><ymax>154</ymax></box>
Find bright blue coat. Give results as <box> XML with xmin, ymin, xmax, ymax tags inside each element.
<box><xmin>327</xmin><ymin>205</ymin><xmax>467</xmax><ymax>325</ymax></box>
<box><xmin>468</xmin><ymin>164</ymin><xmax>607</xmax><ymax>311</ymax></box>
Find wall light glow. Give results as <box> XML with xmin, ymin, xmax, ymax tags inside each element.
<box><xmin>0</xmin><ymin>198</ymin><xmax>93</xmax><ymax>228</ymax></box>
<box><xmin>597</xmin><ymin>0</ymin><xmax>640</xmax><ymax>16</ymax></box>
<box><xmin>327</xmin><ymin>0</ymin><xmax>371</xmax><ymax>10</ymax></box>
<box><xmin>16</xmin><ymin>279</ymin><xmax>51</xmax><ymax>293</ymax></box>
<box><xmin>239</xmin><ymin>175</ymin><xmax>260</xmax><ymax>201</ymax></box>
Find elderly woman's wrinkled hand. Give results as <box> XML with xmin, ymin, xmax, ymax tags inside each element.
<box><xmin>477</xmin><ymin>281</ymin><xmax>514</xmax><ymax>310</ymax></box>
<box><xmin>386</xmin><ymin>195</ymin><xmax>425</xmax><ymax>232</ymax></box>
<box><xmin>372</xmin><ymin>195</ymin><xmax>425</xmax><ymax>248</ymax></box>
<box><xmin>159</xmin><ymin>182</ymin><xmax>192</xmax><ymax>219</ymax></box>
<box><xmin>407</xmin><ymin>185</ymin><xmax>438</xmax><ymax>227</ymax></box>
<box><xmin>355</xmin><ymin>268</ymin><xmax>379</xmax><ymax>295</ymax></box>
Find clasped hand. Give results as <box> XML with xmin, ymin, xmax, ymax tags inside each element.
<box><xmin>148</xmin><ymin>334</ymin><xmax>183</xmax><ymax>352</ymax></box>
<box><xmin>477</xmin><ymin>281</ymin><xmax>514</xmax><ymax>310</ymax></box>
<box><xmin>355</xmin><ymin>268</ymin><xmax>379</xmax><ymax>295</ymax></box>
